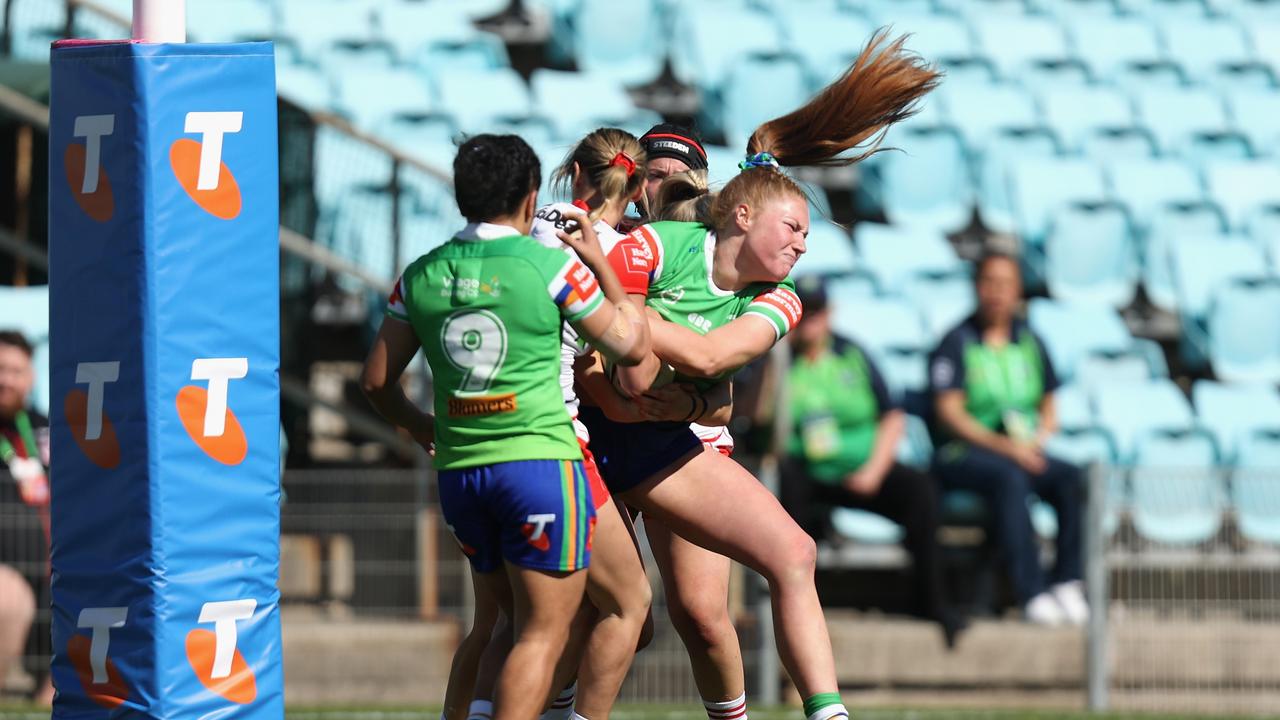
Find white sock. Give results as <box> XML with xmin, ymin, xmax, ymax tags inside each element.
<box><xmin>704</xmin><ymin>692</ymin><xmax>748</xmax><ymax>720</ymax></box>
<box><xmin>467</xmin><ymin>700</ymin><xmax>494</xmax><ymax>720</ymax></box>
<box><xmin>540</xmin><ymin>681</ymin><xmax>576</xmax><ymax>720</ymax></box>
<box><xmin>807</xmin><ymin>704</ymin><xmax>849</xmax><ymax>720</ymax></box>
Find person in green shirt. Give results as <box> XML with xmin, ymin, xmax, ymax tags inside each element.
<box><xmin>777</xmin><ymin>278</ymin><xmax>965</xmax><ymax>648</ymax></box>
<box><xmin>362</xmin><ymin>134</ymin><xmax>650</xmax><ymax>720</ymax></box>
<box><xmin>928</xmin><ymin>252</ymin><xmax>1087</xmax><ymax>628</ymax></box>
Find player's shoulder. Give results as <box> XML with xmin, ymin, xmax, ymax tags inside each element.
<box><xmin>531</xmin><ymin>202</ymin><xmax>579</xmax><ymax>248</ymax></box>
<box><xmin>642</xmin><ymin>220</ymin><xmax>704</xmax><ymax>247</ymax></box>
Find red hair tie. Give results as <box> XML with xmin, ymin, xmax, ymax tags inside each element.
<box><xmin>571</xmin><ymin>199</ymin><xmax>591</xmax><ymax>213</ymax></box>
<box><xmin>610</xmin><ymin>152</ymin><xmax>636</xmax><ymax>177</ymax></box>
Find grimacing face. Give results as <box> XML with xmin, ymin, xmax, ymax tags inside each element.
<box><xmin>643</xmin><ymin>157</ymin><xmax>692</xmax><ymax>209</ymax></box>
<box><xmin>741</xmin><ymin>192</ymin><xmax>809</xmax><ymax>283</ymax></box>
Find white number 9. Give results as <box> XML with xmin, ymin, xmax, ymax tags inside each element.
<box><xmin>442</xmin><ymin>310</ymin><xmax>508</xmax><ymax>393</ymax></box>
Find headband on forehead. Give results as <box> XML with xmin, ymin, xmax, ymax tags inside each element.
<box><xmin>738</xmin><ymin>152</ymin><xmax>780</xmax><ymax>171</ymax></box>
<box><xmin>640</xmin><ymin>125</ymin><xmax>709</xmax><ymax>171</ymax></box>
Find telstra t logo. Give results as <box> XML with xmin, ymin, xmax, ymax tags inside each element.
<box><xmin>169</xmin><ymin>111</ymin><xmax>243</xmax><ymax>220</ymax></box>
<box><xmin>66</xmin><ymin>361</ymin><xmax>122</xmax><ymax>469</ymax></box>
<box><xmin>176</xmin><ymin>358</ymin><xmax>249</xmax><ymax>465</ymax></box>
<box><xmin>65</xmin><ymin>114</ymin><xmax>115</xmax><ymax>222</ymax></box>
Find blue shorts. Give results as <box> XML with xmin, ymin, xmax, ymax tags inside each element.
<box><xmin>576</xmin><ymin>406</ymin><xmax>702</xmax><ymax>494</ymax></box>
<box><xmin>439</xmin><ymin>459</ymin><xmax>596</xmax><ymax>573</ymax></box>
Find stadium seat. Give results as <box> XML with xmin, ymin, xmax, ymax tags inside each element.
<box><xmin>901</xmin><ymin>270</ymin><xmax>975</xmax><ymax>338</ymax></box>
<box><xmin>1208</xmin><ymin>278</ymin><xmax>1280</xmax><ymax>383</ymax></box>
<box><xmin>313</xmin><ymin>127</ymin><xmax>395</xmax><ymax>240</ymax></box>
<box><xmin>530</xmin><ymin>70</ymin><xmax>644</xmax><ymax>142</ymax></box>
<box><xmin>771</xmin><ymin>4</ymin><xmax>875</xmax><ymax>85</ymax></box>
<box><xmin>1225</xmin><ymin>89</ymin><xmax>1280</xmax><ymax>158</ymax></box>
<box><xmin>1131</xmin><ymin>430</ymin><xmax>1224</xmax><ymax>547</ymax></box>
<box><xmin>1074</xmin><ymin>351</ymin><xmax>1153</xmax><ymax>392</ymax></box>
<box><xmin>1065</xmin><ymin>15</ymin><xmax>1176</xmax><ymax>87</ymax></box>
<box><xmin>573</xmin><ymin>0</ymin><xmax>665</xmax><ymax>85</ymax></box>
<box><xmin>0</xmin><ymin>285</ymin><xmax>49</xmax><ymax>414</ymax></box>
<box><xmin>1204</xmin><ymin>160</ymin><xmax>1280</xmax><ymax>232</ymax></box>
<box><xmin>1044</xmin><ymin>428</ymin><xmax>1122</xmax><ymax>537</ymax></box>
<box><xmin>1043</xmin><ymin>203</ymin><xmax>1138</xmax><ymax>308</ymax></box>
<box><xmin>941</xmin><ymin>81</ymin><xmax>1040</xmax><ymax>153</ymax></box>
<box><xmin>1193</xmin><ymin>380</ymin><xmax>1280</xmax><ymax>464</ymax></box>
<box><xmin>975</xmin><ymin>128</ymin><xmax>1059</xmax><ymax>234</ymax></box>
<box><xmin>829</xmin><ymin>298</ymin><xmax>930</xmax><ymax>392</ymax></box>
<box><xmin>1156</xmin><ymin>17</ymin><xmax>1272</xmax><ymax>89</ymax></box>
<box><xmin>186</xmin><ymin>0</ymin><xmax>274</xmax><ymax>43</ymax></box>
<box><xmin>276</xmin><ymin>0</ymin><xmax>376</xmax><ymax>60</ymax></box>
<box><xmin>329</xmin><ymin>188</ymin><xmax>399</xmax><ymax>280</ymax></box>
<box><xmin>1027</xmin><ymin>298</ymin><xmax>1133</xmax><ymax>382</ymax></box>
<box><xmin>798</xmin><ymin>220</ymin><xmax>858</xmax><ymax>277</ymax></box>
<box><xmin>1093</xmin><ymin>380</ymin><xmax>1198</xmax><ymax>462</ymax></box>
<box><xmin>1243</xmin><ymin>21</ymin><xmax>1280</xmax><ymax>81</ymax></box>
<box><xmin>853</xmin><ymin>223</ymin><xmax>963</xmax><ymax>293</ymax></box>
<box><xmin>1169</xmin><ymin>233</ymin><xmax>1265</xmax><ymax>320</ymax></box>
<box><xmin>673</xmin><ymin>5</ymin><xmax>779</xmax><ymax>93</ymax></box>
<box><xmin>275</xmin><ymin>61</ymin><xmax>336</xmax><ymax>111</ymax></box>
<box><xmin>1135</xmin><ymin>87</ymin><xmax>1237</xmax><ymax>158</ymax></box>
<box><xmin>830</xmin><ymin>509</ymin><xmax>905</xmax><ymax>545</ymax></box>
<box><xmin>1115</xmin><ymin>0</ymin><xmax>1213</xmax><ymax>16</ymax></box>
<box><xmin>970</xmin><ymin>15</ymin><xmax>1078</xmax><ymax>83</ymax></box>
<box><xmin>1037</xmin><ymin>85</ymin><xmax>1138</xmax><ymax>155</ymax></box>
<box><xmin>1234</xmin><ymin>431</ymin><xmax>1280</xmax><ymax>545</ymax></box>
<box><xmin>1051</xmin><ymin>383</ymin><xmax>1095</xmax><ymax>432</ymax></box>
<box><xmin>1008</xmin><ymin>157</ymin><xmax>1107</xmax><ymax>248</ymax></box>
<box><xmin>333</xmin><ymin>66</ymin><xmax>433</xmax><ymax>131</ymax></box>
<box><xmin>879</xmin><ymin>126</ymin><xmax>972</xmax><ymax>234</ymax></box>
<box><xmin>1104</xmin><ymin>159</ymin><xmax>1204</xmax><ymax>238</ymax></box>
<box><xmin>1143</xmin><ymin>203</ymin><xmax>1229</xmax><ymax>311</ymax></box>
<box><xmin>434</xmin><ymin>68</ymin><xmax>533</xmax><ymax>133</ymax></box>
<box><xmin>378</xmin><ymin>118</ymin><xmax>460</xmax><ymax>160</ymax></box>
<box><xmin>720</xmin><ymin>54</ymin><xmax>810</xmax><ymax>150</ymax></box>
<box><xmin>899</xmin><ymin>413</ymin><xmax>935</xmax><ymax>469</ymax></box>
<box><xmin>374</xmin><ymin>2</ymin><xmax>480</xmax><ymax>63</ymax></box>
<box><xmin>867</xmin><ymin>12</ymin><xmax>993</xmax><ymax>84</ymax></box>
<box><xmin>825</xmin><ymin>272</ymin><xmax>879</xmax><ymax>306</ymax></box>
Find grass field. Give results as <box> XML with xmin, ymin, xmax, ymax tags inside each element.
<box><xmin>2</xmin><ymin>705</ymin><xmax>1272</xmax><ymax>720</ymax></box>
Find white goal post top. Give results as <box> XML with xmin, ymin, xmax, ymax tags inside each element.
<box><xmin>132</xmin><ymin>0</ymin><xmax>186</xmax><ymax>43</ymax></box>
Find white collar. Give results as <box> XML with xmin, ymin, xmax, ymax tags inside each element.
<box><xmin>456</xmin><ymin>222</ymin><xmax>522</xmax><ymax>241</ymax></box>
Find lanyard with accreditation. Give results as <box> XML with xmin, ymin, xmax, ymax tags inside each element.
<box><xmin>0</xmin><ymin>410</ymin><xmax>50</xmax><ymax>507</ymax></box>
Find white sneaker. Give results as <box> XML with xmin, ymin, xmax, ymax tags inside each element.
<box><xmin>1025</xmin><ymin>591</ymin><xmax>1066</xmax><ymax>626</ymax></box>
<box><xmin>1052</xmin><ymin>580</ymin><xmax>1089</xmax><ymax>626</ymax></box>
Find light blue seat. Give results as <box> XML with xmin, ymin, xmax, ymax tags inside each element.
<box><xmin>1052</xmin><ymin>383</ymin><xmax>1095</xmax><ymax>432</ymax></box>
<box><xmin>313</xmin><ymin>127</ymin><xmax>395</xmax><ymax>239</ymax></box>
<box><xmin>330</xmin><ymin>188</ymin><xmax>398</xmax><ymax>281</ymax></box>
<box><xmin>1245</xmin><ymin>20</ymin><xmax>1280</xmax><ymax>78</ymax></box>
<box><xmin>574</xmin><ymin>0</ymin><xmax>665</xmax><ymax>85</ymax></box>
<box><xmin>1130</xmin><ymin>430</ymin><xmax>1223</xmax><ymax>547</ymax></box>
<box><xmin>530</xmin><ymin>70</ymin><xmax>643</xmax><ymax>142</ymax></box>
<box><xmin>902</xmin><ymin>270</ymin><xmax>975</xmax><ymax>338</ymax></box>
<box><xmin>824</xmin><ymin>272</ymin><xmax>879</xmax><ymax>306</ymax></box>
<box><xmin>1115</xmin><ymin>0</ymin><xmax>1211</xmax><ymax>16</ymax></box>
<box><xmin>1157</xmin><ymin>17</ymin><xmax>1272</xmax><ymax>89</ymax></box>
<box><xmin>1214</xmin><ymin>0</ymin><xmax>1280</xmax><ymax>19</ymax></box>
<box><xmin>1065</xmin><ymin>15</ymin><xmax>1175</xmax><ymax>87</ymax></box>
<box><xmin>797</xmin><ymin>220</ymin><xmax>858</xmax><ymax>277</ymax></box>
<box><xmin>1094</xmin><ymin>379</ymin><xmax>1197</xmax><ymax>463</ymax></box>
<box><xmin>1225</xmin><ymin>89</ymin><xmax>1280</xmax><ymax>158</ymax></box>
<box><xmin>772</xmin><ymin>4</ymin><xmax>875</xmax><ymax>84</ymax></box>
<box><xmin>435</xmin><ymin>68</ymin><xmax>533</xmax><ymax>131</ymax></box>
<box><xmin>830</xmin><ymin>298</ymin><xmax>930</xmax><ymax>393</ymax></box>
<box><xmin>854</xmin><ymin>223</ymin><xmax>963</xmax><ymax>293</ymax></box>
<box><xmin>720</xmin><ymin>54</ymin><xmax>810</xmax><ymax>150</ymax></box>
<box><xmin>334</xmin><ymin>66</ymin><xmax>433</xmax><ymax>131</ymax></box>
<box><xmin>1037</xmin><ymin>85</ymin><xmax>1137</xmax><ymax>154</ymax></box>
<box><xmin>276</xmin><ymin>0</ymin><xmax>376</xmax><ymax>60</ymax></box>
<box><xmin>1234</xmin><ymin>431</ymin><xmax>1280</xmax><ymax>545</ymax></box>
<box><xmin>1143</xmin><ymin>204</ymin><xmax>1229</xmax><ymax>312</ymax></box>
<box><xmin>975</xmin><ymin>128</ymin><xmax>1059</xmax><ymax>234</ymax></box>
<box><xmin>1208</xmin><ymin>278</ymin><xmax>1280</xmax><ymax>383</ymax></box>
<box><xmin>1044</xmin><ymin>428</ymin><xmax>1121</xmax><ymax>537</ymax></box>
<box><xmin>1104</xmin><ymin>159</ymin><xmax>1203</xmax><ymax>239</ymax></box>
<box><xmin>673</xmin><ymin>5</ymin><xmax>779</xmax><ymax>94</ymax></box>
<box><xmin>379</xmin><ymin>118</ymin><xmax>460</xmax><ymax>160</ymax></box>
<box><xmin>7</xmin><ymin>0</ymin><xmax>65</xmax><ymax>60</ymax></box>
<box><xmin>970</xmin><ymin>14</ymin><xmax>1075</xmax><ymax>82</ymax></box>
<box><xmin>1135</xmin><ymin>87</ymin><xmax>1238</xmax><ymax>159</ymax></box>
<box><xmin>867</xmin><ymin>12</ymin><xmax>992</xmax><ymax>83</ymax></box>
<box><xmin>703</xmin><ymin>144</ymin><xmax>745</xmax><ymax>189</ymax></box>
<box><xmin>416</xmin><ymin>34</ymin><xmax>510</xmax><ymax>75</ymax></box>
<box><xmin>879</xmin><ymin>126</ymin><xmax>972</xmax><ymax>234</ymax></box>
<box><xmin>186</xmin><ymin>0</ymin><xmax>274</xmax><ymax>42</ymax></box>
<box><xmin>942</xmin><ymin>81</ymin><xmax>1040</xmax><ymax>153</ymax></box>
<box><xmin>1032</xmin><ymin>0</ymin><xmax>1125</xmax><ymax>16</ymax></box>
<box><xmin>1008</xmin><ymin>157</ymin><xmax>1107</xmax><ymax>248</ymax></box>
<box><xmin>375</xmin><ymin>2</ymin><xmax>479</xmax><ymax>62</ymax></box>
<box><xmin>0</xmin><ymin>285</ymin><xmax>50</xmax><ymax>415</ymax></box>
<box><xmin>899</xmin><ymin>413</ymin><xmax>935</xmax><ymax>469</ymax></box>
<box><xmin>1170</xmin><ymin>234</ymin><xmax>1267</xmax><ymax>320</ymax></box>
<box><xmin>1027</xmin><ymin>297</ymin><xmax>1133</xmax><ymax>382</ymax></box>
<box><xmin>1044</xmin><ymin>203</ymin><xmax>1138</xmax><ymax>308</ymax></box>
<box><xmin>275</xmin><ymin>61</ymin><xmax>336</xmax><ymax>111</ymax></box>
<box><xmin>1194</xmin><ymin>380</ymin><xmax>1280</xmax><ymax>464</ymax></box>
<box><xmin>1075</xmin><ymin>352</ymin><xmax>1154</xmax><ymax>394</ymax></box>
<box><xmin>830</xmin><ymin>509</ymin><xmax>905</xmax><ymax>545</ymax></box>
<box><xmin>400</xmin><ymin>210</ymin><xmax>464</xmax><ymax>266</ymax></box>
<box><xmin>1204</xmin><ymin>160</ymin><xmax>1280</xmax><ymax>233</ymax></box>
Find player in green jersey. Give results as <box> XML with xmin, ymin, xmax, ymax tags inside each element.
<box><xmin>580</xmin><ymin>32</ymin><xmax>941</xmax><ymax>720</ymax></box>
<box><xmin>362</xmin><ymin>134</ymin><xmax>650</xmax><ymax>720</ymax></box>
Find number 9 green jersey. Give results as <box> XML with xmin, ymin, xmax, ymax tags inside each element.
<box><xmin>386</xmin><ymin>222</ymin><xmax>607</xmax><ymax>470</ymax></box>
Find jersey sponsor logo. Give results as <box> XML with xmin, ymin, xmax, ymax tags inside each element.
<box><xmin>755</xmin><ymin>288</ymin><xmax>803</xmax><ymax>328</ymax></box>
<box><xmin>648</xmin><ymin>139</ymin><xmax>692</xmax><ymax>156</ymax></box>
<box><xmin>932</xmin><ymin>357</ymin><xmax>955</xmax><ymax>388</ymax></box>
<box><xmin>65</xmin><ymin>114</ymin><xmax>116</xmax><ymax>222</ymax></box>
<box><xmin>185</xmin><ymin>599</ymin><xmax>258</xmax><ymax>704</ymax></box>
<box><xmin>687</xmin><ymin>313</ymin><xmax>713</xmax><ymax>333</ymax></box>
<box><xmin>567</xmin><ymin>261</ymin><xmax>599</xmax><ymax>300</ymax></box>
<box><xmin>535</xmin><ymin>206</ymin><xmax>576</xmax><ymax>231</ymax></box>
<box><xmin>447</xmin><ymin>393</ymin><xmax>517</xmax><ymax>417</ymax></box>
<box><xmin>442</xmin><ymin>275</ymin><xmax>503</xmax><ymax>300</ymax></box>
<box><xmin>523</xmin><ymin>513</ymin><xmax>556</xmax><ymax>552</ymax></box>
<box><xmin>169</xmin><ymin>111</ymin><xmax>243</xmax><ymax>219</ymax></box>
<box><xmin>66</xmin><ymin>361</ymin><xmax>122</xmax><ymax>469</ymax></box>
<box><xmin>659</xmin><ymin>286</ymin><xmax>685</xmax><ymax>304</ymax></box>
<box><xmin>176</xmin><ymin>358</ymin><xmax>249</xmax><ymax>465</ymax></box>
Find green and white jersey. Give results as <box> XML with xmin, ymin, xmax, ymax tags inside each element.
<box><xmin>386</xmin><ymin>222</ymin><xmax>606</xmax><ymax>470</ymax></box>
<box><xmin>606</xmin><ymin>220</ymin><xmax>803</xmax><ymax>386</ymax></box>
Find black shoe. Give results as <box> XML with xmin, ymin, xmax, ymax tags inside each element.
<box><xmin>937</xmin><ymin>607</ymin><xmax>970</xmax><ymax>650</ymax></box>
